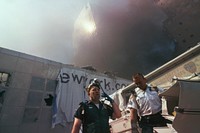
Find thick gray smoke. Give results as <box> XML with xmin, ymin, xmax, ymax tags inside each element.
<box><xmin>73</xmin><ymin>0</ymin><xmax>177</xmax><ymax>79</ymax></box>
<box><xmin>1</xmin><ymin>0</ymin><xmax>198</xmax><ymax>80</ymax></box>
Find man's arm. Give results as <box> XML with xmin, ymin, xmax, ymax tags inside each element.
<box><xmin>127</xmin><ymin>94</ymin><xmax>139</xmax><ymax>123</ymax></box>
<box><xmin>71</xmin><ymin>118</ymin><xmax>82</xmax><ymax>133</ymax></box>
<box><xmin>101</xmin><ymin>92</ymin><xmax>122</xmax><ymax>119</ymax></box>
<box><xmin>130</xmin><ymin>108</ymin><xmax>138</xmax><ymax>123</ymax></box>
<box><xmin>112</xmin><ymin>102</ymin><xmax>122</xmax><ymax>119</ymax></box>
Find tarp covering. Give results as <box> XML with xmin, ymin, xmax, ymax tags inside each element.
<box><xmin>110</xmin><ymin>88</ymin><xmax>129</xmax><ymax>111</ymax></box>
<box><xmin>52</xmin><ymin>67</ymin><xmax>131</xmax><ymax>128</ymax></box>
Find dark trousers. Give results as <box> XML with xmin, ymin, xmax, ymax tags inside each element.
<box><xmin>142</xmin><ymin>126</ymin><xmax>153</xmax><ymax>133</ymax></box>
<box><xmin>139</xmin><ymin>112</ymin><xmax>167</xmax><ymax>133</ymax></box>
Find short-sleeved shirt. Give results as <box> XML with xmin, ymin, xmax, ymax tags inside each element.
<box><xmin>74</xmin><ymin>101</ymin><xmax>113</xmax><ymax>133</ymax></box>
<box><xmin>127</xmin><ymin>85</ymin><xmax>163</xmax><ymax>116</ymax></box>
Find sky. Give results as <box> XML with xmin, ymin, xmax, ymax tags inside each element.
<box><xmin>0</xmin><ymin>0</ymin><xmax>88</xmax><ymax>64</ymax></box>
<box><xmin>0</xmin><ymin>0</ymin><xmax>192</xmax><ymax>79</ymax></box>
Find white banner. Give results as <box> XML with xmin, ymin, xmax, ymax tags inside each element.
<box><xmin>52</xmin><ymin>67</ymin><xmax>131</xmax><ymax>127</ymax></box>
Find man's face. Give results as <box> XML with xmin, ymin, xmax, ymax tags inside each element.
<box><xmin>133</xmin><ymin>75</ymin><xmax>146</xmax><ymax>89</ymax></box>
<box><xmin>88</xmin><ymin>86</ymin><xmax>100</xmax><ymax>101</ymax></box>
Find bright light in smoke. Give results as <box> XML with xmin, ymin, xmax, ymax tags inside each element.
<box><xmin>82</xmin><ymin>20</ymin><xmax>96</xmax><ymax>34</ymax></box>
<box><xmin>74</xmin><ymin>3</ymin><xmax>96</xmax><ymax>36</ymax></box>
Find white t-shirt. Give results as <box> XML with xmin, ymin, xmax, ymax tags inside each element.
<box><xmin>127</xmin><ymin>85</ymin><xmax>163</xmax><ymax>116</ymax></box>
<box><xmin>95</xmin><ymin>103</ymin><xmax>99</xmax><ymax>108</ymax></box>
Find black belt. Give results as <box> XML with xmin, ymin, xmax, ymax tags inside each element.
<box><xmin>141</xmin><ymin>111</ymin><xmax>162</xmax><ymax>119</ymax></box>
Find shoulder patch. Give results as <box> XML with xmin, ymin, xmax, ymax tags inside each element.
<box><xmin>150</xmin><ymin>86</ymin><xmax>159</xmax><ymax>92</ymax></box>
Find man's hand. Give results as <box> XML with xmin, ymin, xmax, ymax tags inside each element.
<box><xmin>101</xmin><ymin>92</ymin><xmax>114</xmax><ymax>103</ymax></box>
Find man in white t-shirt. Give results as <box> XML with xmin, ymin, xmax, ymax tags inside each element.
<box><xmin>127</xmin><ymin>73</ymin><xmax>166</xmax><ymax>133</ymax></box>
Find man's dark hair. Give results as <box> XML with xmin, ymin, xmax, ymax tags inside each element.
<box><xmin>132</xmin><ymin>73</ymin><xmax>145</xmax><ymax>79</ymax></box>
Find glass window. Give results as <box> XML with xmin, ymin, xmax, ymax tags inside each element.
<box><xmin>0</xmin><ymin>72</ymin><xmax>10</xmax><ymax>87</ymax></box>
